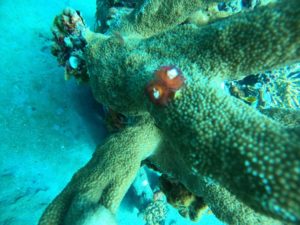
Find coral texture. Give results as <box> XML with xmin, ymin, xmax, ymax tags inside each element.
<box><xmin>158</xmin><ymin>175</ymin><xmax>208</xmax><ymax>222</ymax></box>
<box><xmin>41</xmin><ymin>0</ymin><xmax>300</xmax><ymax>224</ymax></box>
<box><xmin>39</xmin><ymin>117</ymin><xmax>161</xmax><ymax>224</ymax></box>
<box><xmin>142</xmin><ymin>192</ymin><xmax>168</xmax><ymax>225</ymax></box>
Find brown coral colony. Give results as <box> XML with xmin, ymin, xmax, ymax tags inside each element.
<box><xmin>147</xmin><ymin>66</ymin><xmax>185</xmax><ymax>106</ymax></box>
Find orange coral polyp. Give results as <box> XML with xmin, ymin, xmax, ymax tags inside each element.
<box><xmin>146</xmin><ymin>65</ymin><xmax>184</xmax><ymax>106</ymax></box>
<box><xmin>146</xmin><ymin>81</ymin><xmax>173</xmax><ymax>106</ymax></box>
<box><xmin>156</xmin><ymin>66</ymin><xmax>185</xmax><ymax>90</ymax></box>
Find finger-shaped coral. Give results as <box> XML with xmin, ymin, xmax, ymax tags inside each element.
<box><xmin>148</xmin><ymin>72</ymin><xmax>300</xmax><ymax>223</ymax></box>
<box><xmin>137</xmin><ymin>0</ymin><xmax>300</xmax><ymax>80</ymax></box>
<box><xmin>147</xmin><ymin>141</ymin><xmax>285</xmax><ymax>225</ymax></box>
<box><xmin>105</xmin><ymin>0</ymin><xmax>232</xmax><ymax>37</ymax></box>
<box><xmin>39</xmin><ymin>117</ymin><xmax>161</xmax><ymax>224</ymax></box>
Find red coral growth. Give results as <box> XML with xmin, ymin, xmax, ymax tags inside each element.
<box><xmin>146</xmin><ymin>66</ymin><xmax>185</xmax><ymax>106</ymax></box>
<box><xmin>156</xmin><ymin>66</ymin><xmax>185</xmax><ymax>90</ymax></box>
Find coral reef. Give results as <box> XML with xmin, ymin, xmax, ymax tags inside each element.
<box><xmin>149</xmin><ymin>142</ymin><xmax>285</xmax><ymax>225</ymax></box>
<box><xmin>40</xmin><ymin>0</ymin><xmax>300</xmax><ymax>224</ymax></box>
<box><xmin>39</xmin><ymin>116</ymin><xmax>161</xmax><ymax>224</ymax></box>
<box><xmin>51</xmin><ymin>8</ymin><xmax>89</xmax><ymax>82</ymax></box>
<box><xmin>260</xmin><ymin>108</ymin><xmax>300</xmax><ymax>128</ymax></box>
<box><xmin>226</xmin><ymin>62</ymin><xmax>300</xmax><ymax>109</ymax></box>
<box><xmin>159</xmin><ymin>175</ymin><xmax>208</xmax><ymax>222</ymax></box>
<box><xmin>142</xmin><ymin>190</ymin><xmax>168</xmax><ymax>225</ymax></box>
<box><xmin>267</xmin><ymin>66</ymin><xmax>300</xmax><ymax>108</ymax></box>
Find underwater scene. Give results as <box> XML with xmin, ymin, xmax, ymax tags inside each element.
<box><xmin>0</xmin><ymin>0</ymin><xmax>299</xmax><ymax>225</ymax></box>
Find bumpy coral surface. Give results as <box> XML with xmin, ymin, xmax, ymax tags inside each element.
<box><xmin>142</xmin><ymin>191</ymin><xmax>168</xmax><ymax>225</ymax></box>
<box><xmin>159</xmin><ymin>175</ymin><xmax>208</xmax><ymax>222</ymax></box>
<box><xmin>39</xmin><ymin>117</ymin><xmax>161</xmax><ymax>224</ymax></box>
<box><xmin>40</xmin><ymin>0</ymin><xmax>300</xmax><ymax>224</ymax></box>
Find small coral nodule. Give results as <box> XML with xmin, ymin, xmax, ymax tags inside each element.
<box><xmin>142</xmin><ymin>190</ymin><xmax>168</xmax><ymax>225</ymax></box>
<box><xmin>156</xmin><ymin>66</ymin><xmax>185</xmax><ymax>90</ymax></box>
<box><xmin>146</xmin><ymin>66</ymin><xmax>185</xmax><ymax>106</ymax></box>
<box><xmin>51</xmin><ymin>7</ymin><xmax>89</xmax><ymax>83</ymax></box>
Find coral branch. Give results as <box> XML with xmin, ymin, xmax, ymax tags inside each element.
<box><xmin>148</xmin><ymin>141</ymin><xmax>285</xmax><ymax>225</ymax></box>
<box><xmin>137</xmin><ymin>0</ymin><xmax>300</xmax><ymax>80</ymax></box>
<box><xmin>39</xmin><ymin>117</ymin><xmax>161</xmax><ymax>224</ymax></box>
<box><xmin>107</xmin><ymin>0</ymin><xmax>231</xmax><ymax>37</ymax></box>
<box><xmin>149</xmin><ymin>73</ymin><xmax>300</xmax><ymax>222</ymax></box>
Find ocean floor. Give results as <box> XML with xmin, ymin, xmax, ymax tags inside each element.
<box><xmin>0</xmin><ymin>1</ymin><xmax>223</xmax><ymax>224</ymax></box>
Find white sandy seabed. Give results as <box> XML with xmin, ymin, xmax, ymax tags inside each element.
<box><xmin>0</xmin><ymin>0</ymin><xmax>223</xmax><ymax>224</ymax></box>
